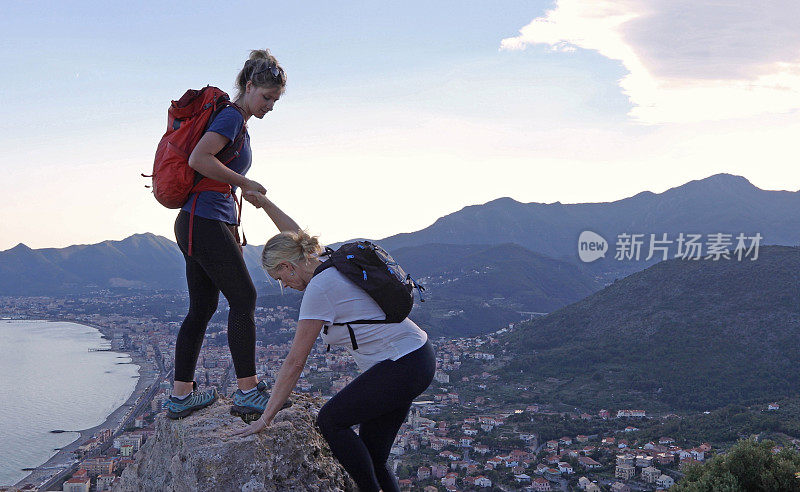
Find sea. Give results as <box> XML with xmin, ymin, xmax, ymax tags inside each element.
<box><xmin>0</xmin><ymin>320</ymin><xmax>140</xmax><ymax>486</ymax></box>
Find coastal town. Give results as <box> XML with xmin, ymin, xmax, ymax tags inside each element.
<box><xmin>0</xmin><ymin>293</ymin><xmax>792</xmax><ymax>491</ymax></box>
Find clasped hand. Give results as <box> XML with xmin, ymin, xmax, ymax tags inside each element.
<box><xmin>243</xmin><ymin>190</ymin><xmax>269</xmax><ymax>209</ymax></box>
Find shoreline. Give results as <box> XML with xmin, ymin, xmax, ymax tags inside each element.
<box><xmin>10</xmin><ymin>319</ymin><xmax>160</xmax><ymax>490</ymax></box>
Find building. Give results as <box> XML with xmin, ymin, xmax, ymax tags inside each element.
<box><xmin>641</xmin><ymin>466</ymin><xmax>661</xmax><ymax>483</ymax></box>
<box><xmin>532</xmin><ymin>477</ymin><xmax>551</xmax><ymax>491</ymax></box>
<box><xmin>475</xmin><ymin>476</ymin><xmax>492</xmax><ymax>487</ymax></box>
<box><xmin>467</xmin><ymin>475</ymin><xmax>492</xmax><ymax>487</ymax></box>
<box><xmin>514</xmin><ymin>474</ymin><xmax>531</xmax><ymax>484</ymax></box>
<box><xmin>657</xmin><ymin>474</ymin><xmax>675</xmax><ymax>488</ymax></box>
<box><xmin>115</xmin><ymin>434</ymin><xmax>144</xmax><ymax>452</ymax></box>
<box><xmin>578</xmin><ymin>456</ymin><xmax>602</xmax><ymax>469</ymax></box>
<box><xmin>431</xmin><ymin>464</ymin><xmax>448</xmax><ymax>478</ymax></box>
<box><xmin>417</xmin><ymin>466</ymin><xmax>431</xmax><ymax>480</ymax></box>
<box><xmin>616</xmin><ymin>409</ymin><xmax>646</xmax><ymax>418</ymax></box>
<box><xmin>62</xmin><ymin>477</ymin><xmax>90</xmax><ymax>492</ymax></box>
<box><xmin>97</xmin><ymin>474</ymin><xmax>116</xmax><ymax>490</ymax></box>
<box><xmin>615</xmin><ymin>464</ymin><xmax>636</xmax><ymax>480</ymax></box>
<box><xmin>610</xmin><ymin>482</ymin><xmax>631</xmax><ymax>492</ymax></box>
<box><xmin>79</xmin><ymin>458</ymin><xmax>115</xmax><ymax>477</ymax></box>
<box><xmin>616</xmin><ymin>454</ymin><xmax>635</xmax><ymax>467</ymax></box>
<box><xmin>544</xmin><ymin>468</ymin><xmax>562</xmax><ymax>480</ymax></box>
<box><xmin>441</xmin><ymin>472</ymin><xmax>458</xmax><ymax>487</ymax></box>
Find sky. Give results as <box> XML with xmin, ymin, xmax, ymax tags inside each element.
<box><xmin>3</xmin><ymin>0</ymin><xmax>800</xmax><ymax>251</ymax></box>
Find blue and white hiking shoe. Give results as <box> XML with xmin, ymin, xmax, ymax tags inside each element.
<box><xmin>164</xmin><ymin>381</ymin><xmax>218</xmax><ymax>420</ymax></box>
<box><xmin>230</xmin><ymin>380</ymin><xmax>272</xmax><ymax>417</ymax></box>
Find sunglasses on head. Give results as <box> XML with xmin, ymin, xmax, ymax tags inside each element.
<box><xmin>253</xmin><ymin>62</ymin><xmax>283</xmax><ymax>80</ymax></box>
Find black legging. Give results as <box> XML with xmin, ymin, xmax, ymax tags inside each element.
<box><xmin>316</xmin><ymin>341</ymin><xmax>436</xmax><ymax>492</ymax></box>
<box><xmin>173</xmin><ymin>210</ymin><xmax>257</xmax><ymax>382</ymax></box>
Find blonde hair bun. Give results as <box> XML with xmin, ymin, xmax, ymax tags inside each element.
<box><xmin>261</xmin><ymin>230</ymin><xmax>323</xmax><ymax>272</ymax></box>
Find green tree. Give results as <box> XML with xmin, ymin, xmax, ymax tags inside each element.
<box><xmin>674</xmin><ymin>438</ymin><xmax>800</xmax><ymax>491</ymax></box>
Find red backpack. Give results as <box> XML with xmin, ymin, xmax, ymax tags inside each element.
<box><xmin>143</xmin><ymin>86</ymin><xmax>247</xmax><ymax>255</ymax></box>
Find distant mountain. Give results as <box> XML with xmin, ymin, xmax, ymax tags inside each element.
<box><xmin>0</xmin><ymin>233</ymin><xmax>185</xmax><ymax>294</ymax></box>
<box><xmin>493</xmin><ymin>245</ymin><xmax>800</xmax><ymax>412</ymax></box>
<box><xmin>379</xmin><ymin>174</ymin><xmax>800</xmax><ymax>280</ymax></box>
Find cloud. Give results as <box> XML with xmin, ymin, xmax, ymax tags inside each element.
<box><xmin>501</xmin><ymin>0</ymin><xmax>800</xmax><ymax>123</ymax></box>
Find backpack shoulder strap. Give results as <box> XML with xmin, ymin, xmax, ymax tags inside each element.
<box><xmin>312</xmin><ymin>258</ymin><xmax>335</xmax><ymax>277</ymax></box>
<box><xmin>215</xmin><ymin>102</ymin><xmax>248</xmax><ymax>165</ymax></box>
<box><xmin>312</xmin><ymin>247</ymin><xmax>337</xmax><ymax>277</ymax></box>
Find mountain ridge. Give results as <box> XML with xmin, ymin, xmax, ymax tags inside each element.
<box><xmin>379</xmin><ymin>173</ymin><xmax>800</xmax><ymax>262</ymax></box>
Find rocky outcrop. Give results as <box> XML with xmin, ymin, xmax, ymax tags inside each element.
<box><xmin>114</xmin><ymin>394</ymin><xmax>354</xmax><ymax>492</ymax></box>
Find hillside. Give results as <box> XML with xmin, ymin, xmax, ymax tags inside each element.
<box><xmin>492</xmin><ymin>246</ymin><xmax>800</xmax><ymax>412</ymax></box>
<box><xmin>393</xmin><ymin>243</ymin><xmax>604</xmax><ymax>336</ymax></box>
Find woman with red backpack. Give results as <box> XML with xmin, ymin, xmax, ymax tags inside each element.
<box><xmin>164</xmin><ymin>50</ymin><xmax>290</xmax><ymax>420</ymax></box>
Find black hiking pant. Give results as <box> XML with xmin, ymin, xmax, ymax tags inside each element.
<box><xmin>173</xmin><ymin>211</ymin><xmax>257</xmax><ymax>382</ymax></box>
<box><xmin>316</xmin><ymin>341</ymin><xmax>436</xmax><ymax>492</ymax></box>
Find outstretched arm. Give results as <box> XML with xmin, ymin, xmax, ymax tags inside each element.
<box><xmin>243</xmin><ymin>192</ymin><xmax>301</xmax><ymax>232</ymax></box>
<box><xmin>232</xmin><ymin>318</ymin><xmax>324</xmax><ymax>437</ymax></box>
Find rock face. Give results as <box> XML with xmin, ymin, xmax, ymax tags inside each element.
<box><xmin>114</xmin><ymin>394</ymin><xmax>355</xmax><ymax>492</ymax></box>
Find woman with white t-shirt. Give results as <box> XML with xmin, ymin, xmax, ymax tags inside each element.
<box><xmin>233</xmin><ymin>192</ymin><xmax>436</xmax><ymax>492</ymax></box>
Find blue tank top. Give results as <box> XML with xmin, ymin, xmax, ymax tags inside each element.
<box><xmin>180</xmin><ymin>106</ymin><xmax>252</xmax><ymax>224</ymax></box>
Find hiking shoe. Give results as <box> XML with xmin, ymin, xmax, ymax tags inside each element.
<box><xmin>164</xmin><ymin>381</ymin><xmax>218</xmax><ymax>420</ymax></box>
<box><xmin>230</xmin><ymin>380</ymin><xmax>272</xmax><ymax>416</ymax></box>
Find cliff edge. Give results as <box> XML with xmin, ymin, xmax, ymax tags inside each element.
<box><xmin>114</xmin><ymin>394</ymin><xmax>355</xmax><ymax>492</ymax></box>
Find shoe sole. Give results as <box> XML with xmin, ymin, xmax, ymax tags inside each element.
<box><xmin>230</xmin><ymin>400</ymin><xmax>293</xmax><ymax>421</ymax></box>
<box><xmin>166</xmin><ymin>396</ymin><xmax>218</xmax><ymax>420</ymax></box>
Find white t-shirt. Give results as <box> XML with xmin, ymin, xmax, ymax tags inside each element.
<box><xmin>298</xmin><ymin>267</ymin><xmax>428</xmax><ymax>372</ymax></box>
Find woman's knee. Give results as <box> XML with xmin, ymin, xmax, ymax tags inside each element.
<box><xmin>315</xmin><ymin>403</ymin><xmax>341</xmax><ymax>437</ymax></box>
<box><xmin>187</xmin><ymin>302</ymin><xmax>217</xmax><ymax>324</ymax></box>
<box><xmin>228</xmin><ymin>281</ymin><xmax>257</xmax><ymax>313</ymax></box>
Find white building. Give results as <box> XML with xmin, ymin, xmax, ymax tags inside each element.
<box><xmin>62</xmin><ymin>477</ymin><xmax>90</xmax><ymax>492</ymax></box>
<box><xmin>657</xmin><ymin>475</ymin><xmax>675</xmax><ymax>488</ymax></box>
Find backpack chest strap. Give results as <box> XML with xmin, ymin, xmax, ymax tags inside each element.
<box><xmin>323</xmin><ymin>322</ymin><xmax>360</xmax><ymax>351</ymax></box>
